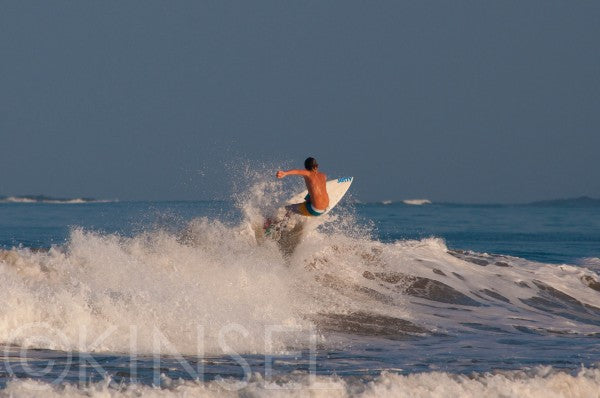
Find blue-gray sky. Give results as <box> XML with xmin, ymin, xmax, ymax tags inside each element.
<box><xmin>1</xmin><ymin>1</ymin><xmax>599</xmax><ymax>202</ymax></box>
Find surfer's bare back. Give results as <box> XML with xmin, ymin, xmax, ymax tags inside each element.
<box><xmin>277</xmin><ymin>157</ymin><xmax>330</xmax><ymax>217</ymax></box>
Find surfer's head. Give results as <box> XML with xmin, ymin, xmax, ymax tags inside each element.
<box><xmin>304</xmin><ymin>157</ymin><xmax>318</xmax><ymax>170</ymax></box>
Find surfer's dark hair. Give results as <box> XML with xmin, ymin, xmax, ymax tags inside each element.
<box><xmin>304</xmin><ymin>157</ymin><xmax>318</xmax><ymax>170</ymax></box>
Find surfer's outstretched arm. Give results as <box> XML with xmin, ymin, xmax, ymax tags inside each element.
<box><xmin>276</xmin><ymin>169</ymin><xmax>310</xmax><ymax>178</ymax></box>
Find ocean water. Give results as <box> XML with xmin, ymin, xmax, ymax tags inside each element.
<box><xmin>0</xmin><ymin>189</ymin><xmax>599</xmax><ymax>397</ymax></box>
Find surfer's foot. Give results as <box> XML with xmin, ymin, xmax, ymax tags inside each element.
<box><xmin>263</xmin><ymin>218</ymin><xmax>273</xmax><ymax>229</ymax></box>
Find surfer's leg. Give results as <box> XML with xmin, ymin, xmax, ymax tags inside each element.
<box><xmin>294</xmin><ymin>195</ymin><xmax>325</xmax><ymax>217</ymax></box>
<box><xmin>305</xmin><ymin>201</ymin><xmax>325</xmax><ymax>216</ymax></box>
<box><xmin>285</xmin><ymin>202</ymin><xmax>311</xmax><ymax>217</ymax></box>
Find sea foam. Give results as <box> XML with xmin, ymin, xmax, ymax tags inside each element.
<box><xmin>3</xmin><ymin>366</ymin><xmax>599</xmax><ymax>398</ymax></box>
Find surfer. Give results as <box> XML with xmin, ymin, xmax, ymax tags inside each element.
<box><xmin>276</xmin><ymin>157</ymin><xmax>330</xmax><ymax>217</ymax></box>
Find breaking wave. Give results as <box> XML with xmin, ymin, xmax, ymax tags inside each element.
<box><xmin>0</xmin><ymin>195</ymin><xmax>113</xmax><ymax>204</ymax></box>
<box><xmin>402</xmin><ymin>199</ymin><xmax>432</xmax><ymax>205</ymax></box>
<box><xmin>374</xmin><ymin>199</ymin><xmax>432</xmax><ymax>205</ymax></box>
<box><xmin>0</xmin><ymin>181</ymin><xmax>599</xmax><ymax>356</ymax></box>
<box><xmin>3</xmin><ymin>366</ymin><xmax>600</xmax><ymax>397</ymax></box>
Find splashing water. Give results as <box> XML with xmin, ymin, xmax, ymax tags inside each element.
<box><xmin>1</xmin><ymin>179</ymin><xmax>599</xmax><ymax>396</ymax></box>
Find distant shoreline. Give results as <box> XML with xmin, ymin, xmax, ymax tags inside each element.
<box><xmin>360</xmin><ymin>196</ymin><xmax>600</xmax><ymax>207</ymax></box>
<box><xmin>525</xmin><ymin>196</ymin><xmax>600</xmax><ymax>207</ymax></box>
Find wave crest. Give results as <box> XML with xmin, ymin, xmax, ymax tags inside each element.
<box><xmin>1</xmin><ymin>196</ymin><xmax>599</xmax><ymax>354</ymax></box>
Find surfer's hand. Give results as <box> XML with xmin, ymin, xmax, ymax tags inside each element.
<box><xmin>276</xmin><ymin>170</ymin><xmax>286</xmax><ymax>179</ymax></box>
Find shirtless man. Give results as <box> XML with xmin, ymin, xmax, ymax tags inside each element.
<box><xmin>276</xmin><ymin>157</ymin><xmax>329</xmax><ymax>217</ymax></box>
